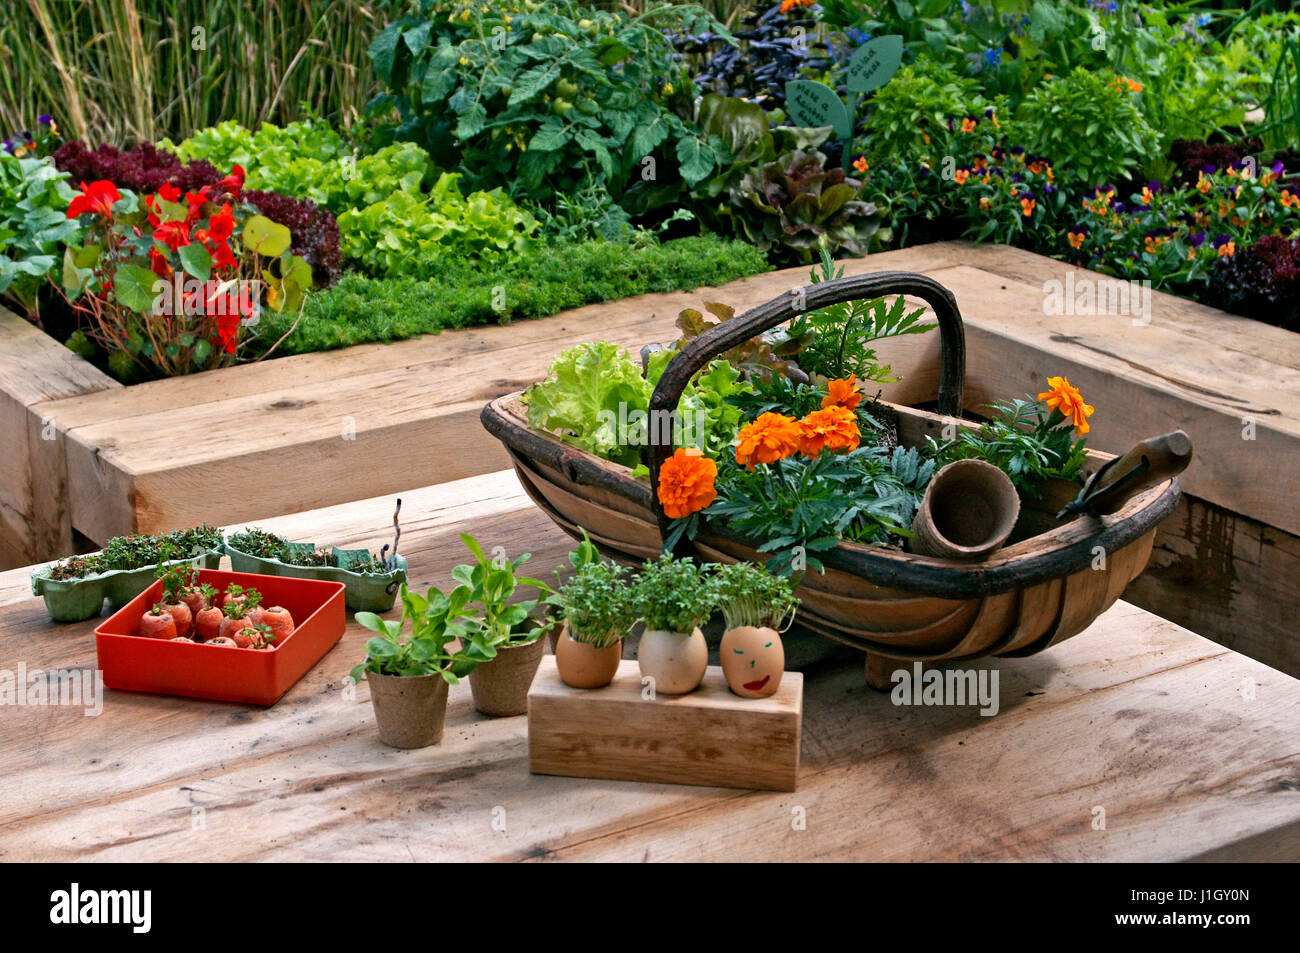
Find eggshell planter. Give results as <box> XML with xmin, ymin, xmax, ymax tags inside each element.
<box><xmin>637</xmin><ymin>627</ymin><xmax>708</xmax><ymax>695</ymax></box>
<box><xmin>720</xmin><ymin>626</ymin><xmax>785</xmax><ymax>699</ymax></box>
<box><xmin>366</xmin><ymin>670</ymin><xmax>449</xmax><ymax>748</ymax></box>
<box><xmin>94</xmin><ymin>568</ymin><xmax>345</xmax><ymax>706</ymax></box>
<box><xmin>468</xmin><ymin>637</ymin><xmax>547</xmax><ymax>716</ymax></box>
<box><xmin>223</xmin><ymin>539</ymin><xmax>406</xmax><ymax>612</ymax></box>
<box><xmin>31</xmin><ymin>549</ymin><xmax>223</xmax><ymax>623</ymax></box>
<box><xmin>554</xmin><ymin>626</ymin><xmax>622</xmax><ymax>689</ymax></box>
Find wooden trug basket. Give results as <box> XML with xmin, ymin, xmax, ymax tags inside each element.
<box><xmin>481</xmin><ymin>271</ymin><xmax>1183</xmax><ymax>677</ymax></box>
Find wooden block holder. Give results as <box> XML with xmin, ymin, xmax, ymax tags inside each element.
<box><xmin>527</xmin><ymin>657</ymin><xmax>802</xmax><ymax>792</ymax></box>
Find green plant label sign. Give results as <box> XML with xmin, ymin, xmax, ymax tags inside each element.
<box><xmin>785</xmin><ymin>80</ymin><xmax>852</xmax><ymax>139</ymax></box>
<box><xmin>846</xmin><ymin>35</ymin><xmax>904</xmax><ymax>94</ymax></box>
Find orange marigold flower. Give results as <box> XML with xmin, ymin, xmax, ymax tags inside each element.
<box><xmin>1037</xmin><ymin>375</ymin><xmax>1095</xmax><ymax>435</ymax></box>
<box><xmin>735</xmin><ymin>412</ymin><xmax>801</xmax><ymax>468</ymax></box>
<box><xmin>657</xmin><ymin>447</ymin><xmax>717</xmax><ymax>519</ymax></box>
<box><xmin>822</xmin><ymin>374</ymin><xmax>863</xmax><ymax>411</ymax></box>
<box><xmin>797</xmin><ymin>406</ymin><xmax>860</xmax><ymax>459</ymax></box>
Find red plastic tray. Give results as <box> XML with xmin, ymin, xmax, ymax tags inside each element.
<box><xmin>95</xmin><ymin>569</ymin><xmax>346</xmax><ymax>706</ymax></box>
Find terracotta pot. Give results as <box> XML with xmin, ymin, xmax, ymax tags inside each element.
<box><xmin>365</xmin><ymin>669</ymin><xmax>449</xmax><ymax>749</ymax></box>
<box><xmin>637</xmin><ymin>627</ymin><xmax>707</xmax><ymax>695</ymax></box>
<box><xmin>720</xmin><ymin>626</ymin><xmax>785</xmax><ymax>698</ymax></box>
<box><xmin>469</xmin><ymin>637</ymin><xmax>546</xmax><ymax>716</ymax></box>
<box><xmin>909</xmin><ymin>459</ymin><xmax>1020</xmax><ymax>561</ymax></box>
<box><xmin>554</xmin><ymin>626</ymin><xmax>622</xmax><ymax>689</ymax></box>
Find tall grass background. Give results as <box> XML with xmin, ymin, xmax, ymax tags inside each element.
<box><xmin>0</xmin><ymin>0</ymin><xmax>414</xmax><ymax>146</ymax></box>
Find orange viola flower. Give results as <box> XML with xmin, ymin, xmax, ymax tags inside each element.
<box><xmin>657</xmin><ymin>448</ymin><xmax>717</xmax><ymax>519</ymax></box>
<box><xmin>1020</xmin><ymin>195</ymin><xmax>1036</xmax><ymax>217</ymax></box>
<box><xmin>797</xmin><ymin>405</ymin><xmax>861</xmax><ymax>459</ymax></box>
<box><xmin>734</xmin><ymin>412</ymin><xmax>801</xmax><ymax>468</ymax></box>
<box><xmin>853</xmin><ymin>156</ymin><xmax>869</xmax><ymax>174</ymax></box>
<box><xmin>1037</xmin><ymin>375</ymin><xmax>1095</xmax><ymax>435</ymax></box>
<box><xmin>822</xmin><ymin>374</ymin><xmax>863</xmax><ymax>411</ymax></box>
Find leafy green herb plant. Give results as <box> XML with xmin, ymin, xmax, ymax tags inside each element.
<box><xmin>709</xmin><ymin>563</ymin><xmax>798</xmax><ymax>632</ymax></box>
<box><xmin>631</xmin><ymin>554</ymin><xmax>714</xmax><ymax>635</ymax></box>
<box><xmin>557</xmin><ymin>561</ymin><xmax>635</xmax><ymax>648</ymax></box>
<box><xmin>787</xmin><ymin>246</ymin><xmax>934</xmax><ymax>383</ymax></box>
<box><xmin>350</xmin><ymin>582</ymin><xmax>480</xmax><ymax>683</ymax></box>
<box><xmin>453</xmin><ymin>533</ymin><xmax>553</xmax><ymax>656</ymax></box>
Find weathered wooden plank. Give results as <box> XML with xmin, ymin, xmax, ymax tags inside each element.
<box><xmin>528</xmin><ymin>658</ymin><xmax>803</xmax><ymax>792</ymax></box>
<box><xmin>1126</xmin><ymin>494</ymin><xmax>1300</xmax><ymax>677</ymax></box>
<box><xmin>0</xmin><ymin>305</ymin><xmax>119</xmax><ymax>568</ymax></box>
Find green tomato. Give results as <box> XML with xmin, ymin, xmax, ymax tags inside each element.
<box><xmin>556</xmin><ymin>78</ymin><xmax>580</xmax><ymax>98</ymax></box>
<box><xmin>577</xmin><ymin>98</ymin><xmax>600</xmax><ymax>116</ymax></box>
<box><xmin>552</xmin><ymin>98</ymin><xmax>573</xmax><ymax>115</ymax></box>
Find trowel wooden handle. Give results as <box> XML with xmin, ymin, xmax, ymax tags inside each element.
<box><xmin>1060</xmin><ymin>431</ymin><xmax>1193</xmax><ymax>518</ymax></box>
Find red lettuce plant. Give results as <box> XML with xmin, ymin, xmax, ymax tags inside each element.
<box><xmin>1208</xmin><ymin>235</ymin><xmax>1300</xmax><ymax>333</ymax></box>
<box><xmin>53</xmin><ymin>140</ymin><xmax>221</xmax><ymax>194</ymax></box>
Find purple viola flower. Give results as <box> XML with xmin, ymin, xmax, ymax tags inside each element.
<box><xmin>1212</xmin><ymin>234</ymin><xmax>1232</xmax><ymax>249</ymax></box>
<box><xmin>1190</xmin><ymin>232</ymin><xmax>1207</xmax><ymax>247</ymax></box>
<box><xmin>1009</xmin><ymin>145</ymin><xmax>1025</xmax><ymax>156</ymax></box>
<box><xmin>1270</xmin><ymin>160</ymin><xmax>1284</xmax><ymax>175</ymax></box>
<box><xmin>1146</xmin><ymin>180</ymin><xmax>1162</xmax><ymax>194</ymax></box>
<box><xmin>1011</xmin><ymin>172</ymin><xmax>1023</xmax><ymax>182</ymax></box>
<box><xmin>37</xmin><ymin>114</ymin><xmax>52</xmax><ymax>125</ymax></box>
<box><xmin>1</xmin><ymin>140</ymin><xmax>12</xmax><ymax>154</ymax></box>
<box><xmin>1201</xmin><ymin>163</ymin><xmax>1218</xmax><ymax>175</ymax></box>
<box><xmin>1112</xmin><ymin>201</ymin><xmax>1127</xmax><ymax>213</ymax></box>
<box><xmin>1045</xmin><ymin>182</ymin><xmax>1056</xmax><ymax>194</ymax></box>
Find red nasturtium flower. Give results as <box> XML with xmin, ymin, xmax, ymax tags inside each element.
<box><xmin>821</xmin><ymin>374</ymin><xmax>863</xmax><ymax>411</ymax></box>
<box><xmin>153</xmin><ymin>219</ymin><xmax>192</xmax><ymax>251</ymax></box>
<box><xmin>657</xmin><ymin>447</ymin><xmax>718</xmax><ymax>519</ymax></box>
<box><xmin>734</xmin><ymin>412</ymin><xmax>801</xmax><ymax>468</ymax></box>
<box><xmin>1037</xmin><ymin>375</ymin><xmax>1095</xmax><ymax>435</ymax></box>
<box><xmin>216</xmin><ymin>164</ymin><xmax>245</xmax><ymax>194</ymax></box>
<box><xmin>66</xmin><ymin>180</ymin><xmax>121</xmax><ymax>219</ymax></box>
<box><xmin>797</xmin><ymin>405</ymin><xmax>861</xmax><ymax>459</ymax></box>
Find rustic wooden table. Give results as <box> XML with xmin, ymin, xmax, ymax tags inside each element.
<box><xmin>1</xmin><ymin>470</ymin><xmax>1297</xmax><ymax>862</ymax></box>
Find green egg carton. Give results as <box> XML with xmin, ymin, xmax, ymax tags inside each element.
<box><xmin>31</xmin><ymin>550</ymin><xmax>223</xmax><ymax>623</ymax></box>
<box><xmin>222</xmin><ymin>539</ymin><xmax>406</xmax><ymax>612</ymax></box>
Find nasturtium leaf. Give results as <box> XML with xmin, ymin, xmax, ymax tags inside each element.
<box><xmin>178</xmin><ymin>242</ymin><xmax>211</xmax><ymax>281</ymax></box>
<box><xmin>113</xmin><ymin>263</ymin><xmax>164</xmax><ymax>313</ymax></box>
<box><xmin>241</xmin><ymin>215</ymin><xmax>292</xmax><ymax>257</ymax></box>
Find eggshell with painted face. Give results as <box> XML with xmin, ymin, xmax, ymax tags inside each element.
<box><xmin>720</xmin><ymin>626</ymin><xmax>784</xmax><ymax>698</ymax></box>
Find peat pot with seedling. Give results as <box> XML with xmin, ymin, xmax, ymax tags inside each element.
<box><xmin>351</xmin><ymin>583</ymin><xmax>480</xmax><ymax>748</ymax></box>
<box><xmin>456</xmin><ymin>534</ymin><xmax>554</xmax><ymax>717</ymax></box>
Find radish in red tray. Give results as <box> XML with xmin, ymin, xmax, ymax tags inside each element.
<box><xmin>251</xmin><ymin>605</ymin><xmax>294</xmax><ymax>644</ymax></box>
<box><xmin>206</xmin><ymin>636</ymin><xmax>237</xmax><ymax>648</ymax></box>
<box><xmin>219</xmin><ymin>588</ymin><xmax>261</xmax><ymax>644</ymax></box>
<box><xmin>139</xmin><ymin>605</ymin><xmax>177</xmax><ymax>640</ymax></box>
<box><xmin>247</xmin><ymin>622</ymin><xmax>278</xmax><ymax>650</ymax></box>
<box><xmin>181</xmin><ymin>582</ymin><xmax>217</xmax><ymax>621</ymax></box>
<box><xmin>157</xmin><ymin>563</ymin><xmax>195</xmax><ymax>638</ymax></box>
<box><xmin>221</xmin><ymin>583</ymin><xmax>251</xmax><ymax>609</ymax></box>
<box><xmin>194</xmin><ymin>602</ymin><xmax>223</xmax><ymax>642</ymax></box>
